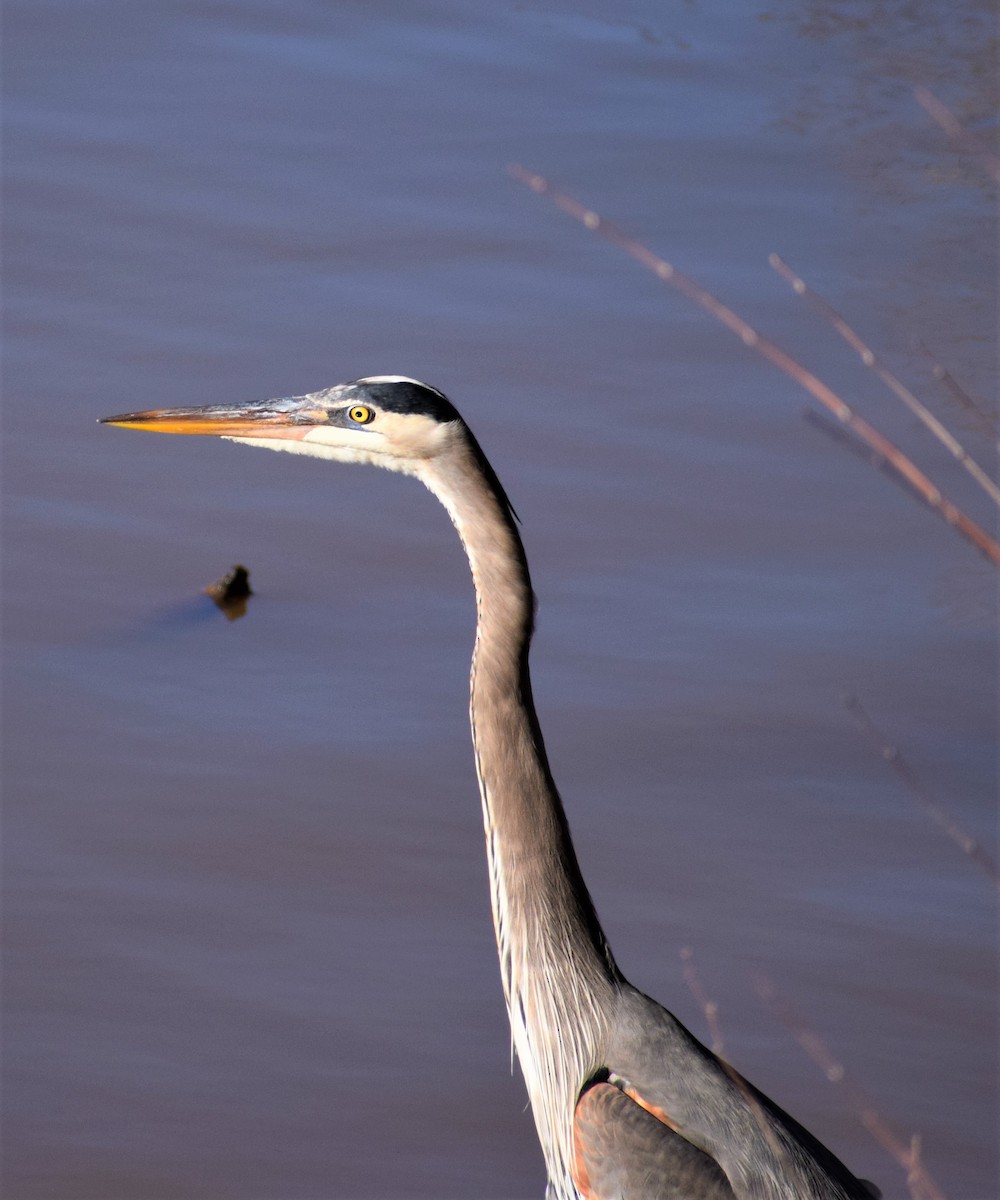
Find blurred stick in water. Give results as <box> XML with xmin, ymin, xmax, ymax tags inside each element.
<box><xmin>679</xmin><ymin>946</ymin><xmax>725</xmax><ymax>1055</ymax></box>
<box><xmin>845</xmin><ymin>696</ymin><xmax>1000</xmax><ymax>893</ymax></box>
<box><xmin>753</xmin><ymin>973</ymin><xmax>948</xmax><ymax>1200</ymax></box>
<box><xmin>914</xmin><ymin>86</ymin><xmax>1000</xmax><ymax>185</ymax></box>
<box><xmin>802</xmin><ymin>410</ymin><xmax>936</xmax><ymax>513</ymax></box>
<box><xmin>913</xmin><ymin>340</ymin><xmax>999</xmax><ymax>447</ymax></box>
<box><xmin>769</xmin><ymin>254</ymin><xmax>1000</xmax><ymax>508</ymax></box>
<box><xmin>679</xmin><ymin>947</ymin><xmax>789</xmax><ymax>1168</ymax></box>
<box><xmin>509</xmin><ymin>165</ymin><xmax>1000</xmax><ymax>568</ymax></box>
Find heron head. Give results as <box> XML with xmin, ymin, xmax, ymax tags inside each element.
<box><xmin>100</xmin><ymin>376</ymin><xmax>464</xmax><ymax>476</ymax></box>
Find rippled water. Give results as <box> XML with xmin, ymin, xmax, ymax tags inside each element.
<box><xmin>4</xmin><ymin>3</ymin><xmax>996</xmax><ymax>1198</ymax></box>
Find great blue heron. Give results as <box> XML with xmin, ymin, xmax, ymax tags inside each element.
<box><xmin>102</xmin><ymin>377</ymin><xmax>878</xmax><ymax>1200</ymax></box>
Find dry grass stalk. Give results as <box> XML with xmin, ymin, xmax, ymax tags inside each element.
<box><xmin>508</xmin><ymin>165</ymin><xmax>1000</xmax><ymax>568</ymax></box>
<box><xmin>845</xmin><ymin>695</ymin><xmax>1000</xmax><ymax>892</ymax></box>
<box><xmin>753</xmin><ymin>973</ymin><xmax>948</xmax><ymax>1200</ymax></box>
<box><xmin>914</xmin><ymin>87</ymin><xmax>1000</xmax><ymax>185</ymax></box>
<box><xmin>769</xmin><ymin>254</ymin><xmax>1000</xmax><ymax>508</ymax></box>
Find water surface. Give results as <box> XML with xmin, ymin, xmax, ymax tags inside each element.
<box><xmin>3</xmin><ymin>3</ymin><xmax>996</xmax><ymax>1198</ymax></box>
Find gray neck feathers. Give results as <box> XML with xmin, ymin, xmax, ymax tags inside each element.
<box><xmin>421</xmin><ymin>432</ymin><xmax>620</xmax><ymax>1194</ymax></box>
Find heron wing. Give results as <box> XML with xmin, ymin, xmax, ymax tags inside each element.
<box><xmin>604</xmin><ymin>988</ymin><xmax>880</xmax><ymax>1200</ymax></box>
<box><xmin>573</xmin><ymin>1081</ymin><xmax>736</xmax><ymax>1199</ymax></box>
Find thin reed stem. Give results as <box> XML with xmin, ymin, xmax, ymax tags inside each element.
<box><xmin>679</xmin><ymin>947</ymin><xmax>789</xmax><ymax>1168</ymax></box>
<box><xmin>679</xmin><ymin>946</ymin><xmax>725</xmax><ymax>1056</ymax></box>
<box><xmin>753</xmin><ymin>974</ymin><xmax>949</xmax><ymax>1200</ymax></box>
<box><xmin>769</xmin><ymin>255</ymin><xmax>1000</xmax><ymax>508</ymax></box>
<box><xmin>914</xmin><ymin>87</ymin><xmax>1000</xmax><ymax>185</ymax></box>
<box><xmin>845</xmin><ymin>696</ymin><xmax>1000</xmax><ymax>892</ymax></box>
<box><xmin>509</xmin><ymin>165</ymin><xmax>1000</xmax><ymax>568</ymax></box>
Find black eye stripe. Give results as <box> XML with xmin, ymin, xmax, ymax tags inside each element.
<box><xmin>348</xmin><ymin>379</ymin><xmax>459</xmax><ymax>422</ymax></box>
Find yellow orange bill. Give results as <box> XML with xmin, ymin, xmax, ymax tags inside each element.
<box><xmin>99</xmin><ymin>399</ymin><xmax>327</xmax><ymax>437</ymax></box>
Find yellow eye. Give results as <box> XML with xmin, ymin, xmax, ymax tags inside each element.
<box><xmin>349</xmin><ymin>405</ymin><xmax>375</xmax><ymax>425</ymax></box>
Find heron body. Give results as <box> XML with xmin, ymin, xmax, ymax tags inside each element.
<box><xmin>102</xmin><ymin>378</ymin><xmax>878</xmax><ymax>1200</ymax></box>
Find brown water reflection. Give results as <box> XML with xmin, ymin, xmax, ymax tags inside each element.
<box><xmin>3</xmin><ymin>2</ymin><xmax>996</xmax><ymax>1199</ymax></box>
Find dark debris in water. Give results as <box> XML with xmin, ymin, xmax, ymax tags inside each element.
<box><xmin>203</xmin><ymin>564</ymin><xmax>253</xmax><ymax>622</ymax></box>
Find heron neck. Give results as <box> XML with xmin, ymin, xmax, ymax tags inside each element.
<box><xmin>421</xmin><ymin>435</ymin><xmax>619</xmax><ymax>1186</ymax></box>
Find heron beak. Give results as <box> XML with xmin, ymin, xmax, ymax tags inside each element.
<box><xmin>98</xmin><ymin>398</ymin><xmax>329</xmax><ymax>439</ymax></box>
